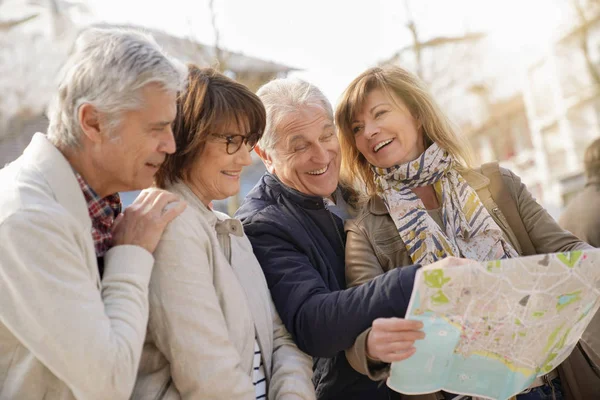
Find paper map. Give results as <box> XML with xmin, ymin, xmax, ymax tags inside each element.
<box><xmin>387</xmin><ymin>250</ymin><xmax>600</xmax><ymax>400</ymax></box>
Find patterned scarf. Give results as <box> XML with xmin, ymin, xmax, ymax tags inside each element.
<box><xmin>374</xmin><ymin>143</ymin><xmax>518</xmax><ymax>265</ymax></box>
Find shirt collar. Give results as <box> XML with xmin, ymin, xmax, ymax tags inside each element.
<box><xmin>74</xmin><ymin>173</ymin><xmax>122</xmax><ymax>221</ymax></box>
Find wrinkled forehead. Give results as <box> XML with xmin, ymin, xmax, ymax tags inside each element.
<box><xmin>277</xmin><ymin>106</ymin><xmax>333</xmax><ymax>139</ymax></box>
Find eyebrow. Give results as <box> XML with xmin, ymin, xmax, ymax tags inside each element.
<box><xmin>149</xmin><ymin>121</ymin><xmax>172</xmax><ymax>128</ymax></box>
<box><xmin>352</xmin><ymin>103</ymin><xmax>389</xmax><ymax>123</ymax></box>
<box><xmin>287</xmin><ymin>123</ymin><xmax>334</xmax><ymax>144</ymax></box>
<box><xmin>369</xmin><ymin>103</ymin><xmax>389</xmax><ymax>114</ymax></box>
<box><xmin>287</xmin><ymin>135</ymin><xmax>307</xmax><ymax>146</ymax></box>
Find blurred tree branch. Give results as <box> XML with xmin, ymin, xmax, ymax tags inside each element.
<box><xmin>0</xmin><ymin>14</ymin><xmax>39</xmax><ymax>31</ymax></box>
<box><xmin>185</xmin><ymin>0</ymin><xmax>228</xmax><ymax>71</ymax></box>
<box><xmin>0</xmin><ymin>0</ymin><xmax>84</xmax><ymax>141</ymax></box>
<box><xmin>395</xmin><ymin>0</ymin><xmax>485</xmax><ymax>90</ymax></box>
<box><xmin>570</xmin><ymin>0</ymin><xmax>600</xmax><ymax>86</ymax></box>
<box><xmin>209</xmin><ymin>0</ymin><xmax>228</xmax><ymax>71</ymax></box>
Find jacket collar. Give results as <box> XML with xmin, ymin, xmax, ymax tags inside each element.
<box><xmin>368</xmin><ymin>195</ymin><xmax>389</xmax><ymax>216</ymax></box>
<box><xmin>368</xmin><ymin>167</ymin><xmax>491</xmax><ymax>215</ymax></box>
<box><xmin>24</xmin><ymin>133</ymin><xmax>91</xmax><ymax>231</ymax></box>
<box><xmin>168</xmin><ymin>181</ymin><xmax>244</xmax><ymax>236</ymax></box>
<box><xmin>169</xmin><ymin>181</ymin><xmax>217</xmax><ymax>224</ymax></box>
<box><xmin>264</xmin><ymin>172</ymin><xmax>328</xmax><ymax>210</ymax></box>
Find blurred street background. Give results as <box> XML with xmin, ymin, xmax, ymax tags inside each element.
<box><xmin>1</xmin><ymin>0</ymin><xmax>599</xmax><ymax>217</ymax></box>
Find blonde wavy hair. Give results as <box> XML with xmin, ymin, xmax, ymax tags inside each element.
<box><xmin>335</xmin><ymin>65</ymin><xmax>473</xmax><ymax>197</ymax></box>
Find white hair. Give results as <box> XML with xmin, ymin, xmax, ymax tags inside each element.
<box><xmin>47</xmin><ymin>27</ymin><xmax>187</xmax><ymax>148</ymax></box>
<box><xmin>256</xmin><ymin>77</ymin><xmax>333</xmax><ymax>154</ymax></box>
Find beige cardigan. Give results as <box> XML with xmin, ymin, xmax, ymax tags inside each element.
<box><xmin>133</xmin><ymin>182</ymin><xmax>315</xmax><ymax>400</ymax></box>
<box><xmin>0</xmin><ymin>133</ymin><xmax>154</xmax><ymax>400</ymax></box>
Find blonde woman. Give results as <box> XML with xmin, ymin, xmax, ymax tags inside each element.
<box><xmin>335</xmin><ymin>66</ymin><xmax>596</xmax><ymax>400</ymax></box>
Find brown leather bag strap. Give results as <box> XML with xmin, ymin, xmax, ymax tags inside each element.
<box><xmin>480</xmin><ymin>162</ymin><xmax>537</xmax><ymax>256</ymax></box>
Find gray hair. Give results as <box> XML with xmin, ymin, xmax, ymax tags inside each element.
<box><xmin>47</xmin><ymin>27</ymin><xmax>187</xmax><ymax>148</ymax></box>
<box><xmin>256</xmin><ymin>77</ymin><xmax>333</xmax><ymax>154</ymax></box>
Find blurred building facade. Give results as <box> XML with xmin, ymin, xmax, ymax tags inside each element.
<box><xmin>519</xmin><ymin>12</ymin><xmax>600</xmax><ymax>216</ymax></box>
<box><xmin>381</xmin><ymin>4</ymin><xmax>600</xmax><ymax>218</ymax></box>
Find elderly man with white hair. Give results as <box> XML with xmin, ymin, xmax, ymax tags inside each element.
<box><xmin>0</xmin><ymin>27</ymin><xmax>187</xmax><ymax>399</ymax></box>
<box><xmin>236</xmin><ymin>78</ymin><xmax>465</xmax><ymax>400</ymax></box>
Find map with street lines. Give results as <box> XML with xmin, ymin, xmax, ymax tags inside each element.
<box><xmin>387</xmin><ymin>249</ymin><xmax>600</xmax><ymax>400</ymax></box>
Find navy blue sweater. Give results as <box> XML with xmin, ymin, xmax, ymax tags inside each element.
<box><xmin>236</xmin><ymin>173</ymin><xmax>420</xmax><ymax>400</ymax></box>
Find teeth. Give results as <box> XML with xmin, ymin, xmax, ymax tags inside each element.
<box><xmin>307</xmin><ymin>165</ymin><xmax>328</xmax><ymax>175</ymax></box>
<box><xmin>374</xmin><ymin>139</ymin><xmax>393</xmax><ymax>153</ymax></box>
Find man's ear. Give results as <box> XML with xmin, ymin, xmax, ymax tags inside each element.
<box><xmin>78</xmin><ymin>103</ymin><xmax>104</xmax><ymax>144</ymax></box>
<box><xmin>255</xmin><ymin>145</ymin><xmax>276</xmax><ymax>174</ymax></box>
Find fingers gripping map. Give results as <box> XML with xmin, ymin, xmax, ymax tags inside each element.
<box><xmin>387</xmin><ymin>250</ymin><xmax>600</xmax><ymax>400</ymax></box>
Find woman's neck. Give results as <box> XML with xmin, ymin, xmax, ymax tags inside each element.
<box><xmin>412</xmin><ymin>185</ymin><xmax>439</xmax><ymax>210</ymax></box>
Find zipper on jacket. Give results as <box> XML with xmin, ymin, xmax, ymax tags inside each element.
<box><xmin>327</xmin><ymin>210</ymin><xmax>346</xmax><ymax>252</ymax></box>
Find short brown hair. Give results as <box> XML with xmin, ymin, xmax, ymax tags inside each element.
<box><xmin>585</xmin><ymin>137</ymin><xmax>600</xmax><ymax>180</ymax></box>
<box><xmin>155</xmin><ymin>65</ymin><xmax>266</xmax><ymax>188</ymax></box>
<box><xmin>335</xmin><ymin>66</ymin><xmax>472</xmax><ymax>196</ymax></box>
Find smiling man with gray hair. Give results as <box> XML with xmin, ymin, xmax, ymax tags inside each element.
<box><xmin>0</xmin><ymin>27</ymin><xmax>187</xmax><ymax>399</ymax></box>
<box><xmin>236</xmin><ymin>78</ymin><xmax>467</xmax><ymax>400</ymax></box>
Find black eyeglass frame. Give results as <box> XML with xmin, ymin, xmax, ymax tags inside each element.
<box><xmin>209</xmin><ymin>132</ymin><xmax>261</xmax><ymax>155</ymax></box>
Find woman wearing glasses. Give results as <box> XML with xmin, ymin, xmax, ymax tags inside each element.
<box><xmin>132</xmin><ymin>65</ymin><xmax>315</xmax><ymax>400</ymax></box>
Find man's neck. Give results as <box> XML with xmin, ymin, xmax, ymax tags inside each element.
<box><xmin>61</xmin><ymin>146</ymin><xmax>113</xmax><ymax>198</ymax></box>
<box><xmin>323</xmin><ymin>188</ymin><xmax>339</xmax><ymax>205</ymax></box>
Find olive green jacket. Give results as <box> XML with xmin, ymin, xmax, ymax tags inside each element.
<box><xmin>344</xmin><ymin>167</ymin><xmax>592</xmax><ymax>400</ymax></box>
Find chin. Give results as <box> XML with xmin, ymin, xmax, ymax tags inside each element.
<box><xmin>223</xmin><ymin>187</ymin><xmax>241</xmax><ymax>199</ymax></box>
<box><xmin>316</xmin><ymin>183</ymin><xmax>338</xmax><ymax>198</ymax></box>
<box><xmin>131</xmin><ymin>180</ymin><xmax>154</xmax><ymax>192</ymax></box>
<box><xmin>371</xmin><ymin>158</ymin><xmax>397</xmax><ymax>169</ymax></box>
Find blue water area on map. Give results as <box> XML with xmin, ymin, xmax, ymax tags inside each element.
<box><xmin>557</xmin><ymin>294</ymin><xmax>577</xmax><ymax>306</ymax></box>
<box><xmin>388</xmin><ymin>309</ymin><xmax>536</xmax><ymax>400</ymax></box>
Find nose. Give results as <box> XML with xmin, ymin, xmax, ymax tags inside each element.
<box><xmin>311</xmin><ymin>142</ymin><xmax>330</xmax><ymax>164</ymax></box>
<box><xmin>236</xmin><ymin>146</ymin><xmax>253</xmax><ymax>167</ymax></box>
<box><xmin>160</xmin><ymin>126</ymin><xmax>177</xmax><ymax>154</ymax></box>
<box><xmin>363</xmin><ymin>118</ymin><xmax>379</xmax><ymax>139</ymax></box>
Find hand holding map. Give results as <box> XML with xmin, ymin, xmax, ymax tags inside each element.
<box><xmin>387</xmin><ymin>250</ymin><xmax>600</xmax><ymax>400</ymax></box>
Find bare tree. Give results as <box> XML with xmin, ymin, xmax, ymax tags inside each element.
<box><xmin>183</xmin><ymin>0</ymin><xmax>229</xmax><ymax>71</ymax></box>
<box><xmin>0</xmin><ymin>0</ymin><xmax>86</xmax><ymax>141</ymax></box>
<box><xmin>0</xmin><ymin>14</ymin><xmax>39</xmax><ymax>31</ymax></box>
<box><xmin>26</xmin><ymin>0</ymin><xmax>89</xmax><ymax>36</ymax></box>
<box><xmin>393</xmin><ymin>0</ymin><xmax>486</xmax><ymax>85</ymax></box>
<box><xmin>208</xmin><ymin>0</ymin><xmax>225</xmax><ymax>71</ymax></box>
<box><xmin>569</xmin><ymin>0</ymin><xmax>600</xmax><ymax>86</ymax></box>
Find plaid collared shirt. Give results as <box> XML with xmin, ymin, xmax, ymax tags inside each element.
<box><xmin>75</xmin><ymin>173</ymin><xmax>122</xmax><ymax>258</ymax></box>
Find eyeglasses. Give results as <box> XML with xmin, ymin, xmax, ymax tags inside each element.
<box><xmin>209</xmin><ymin>133</ymin><xmax>261</xmax><ymax>155</ymax></box>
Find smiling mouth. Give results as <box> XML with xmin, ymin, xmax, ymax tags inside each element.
<box><xmin>373</xmin><ymin>139</ymin><xmax>394</xmax><ymax>153</ymax></box>
<box><xmin>146</xmin><ymin>162</ymin><xmax>161</xmax><ymax>169</ymax></box>
<box><xmin>307</xmin><ymin>164</ymin><xmax>329</xmax><ymax>176</ymax></box>
<box><xmin>222</xmin><ymin>171</ymin><xmax>242</xmax><ymax>177</ymax></box>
